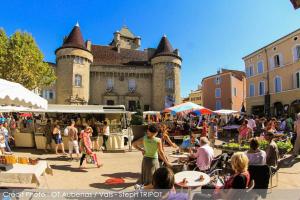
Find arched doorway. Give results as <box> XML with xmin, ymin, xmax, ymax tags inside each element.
<box><xmin>274</xmin><ymin>102</ymin><xmax>284</xmax><ymax>117</ymax></box>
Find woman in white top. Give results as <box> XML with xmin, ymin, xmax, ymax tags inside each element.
<box><xmin>0</xmin><ymin>132</ymin><xmax>6</xmax><ymax>154</ymax></box>
<box><xmin>246</xmin><ymin>137</ymin><xmax>266</xmax><ymax>165</ymax></box>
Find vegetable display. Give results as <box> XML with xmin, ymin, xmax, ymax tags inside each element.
<box><xmin>218</xmin><ymin>139</ymin><xmax>293</xmax><ymax>155</ymax></box>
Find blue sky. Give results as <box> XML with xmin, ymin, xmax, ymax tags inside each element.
<box><xmin>0</xmin><ymin>0</ymin><xmax>299</xmax><ymax>97</ymax></box>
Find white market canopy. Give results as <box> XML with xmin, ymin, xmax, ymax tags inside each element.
<box><xmin>213</xmin><ymin>109</ymin><xmax>239</xmax><ymax>115</ymax></box>
<box><xmin>0</xmin><ymin>105</ymin><xmax>31</xmax><ymax>112</ymax></box>
<box><xmin>0</xmin><ymin>79</ymin><xmax>47</xmax><ymax>109</ymax></box>
<box><xmin>30</xmin><ymin>104</ymin><xmax>127</xmax><ymax>114</ymax></box>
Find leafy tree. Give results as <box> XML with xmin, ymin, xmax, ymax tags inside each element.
<box><xmin>0</xmin><ymin>29</ymin><xmax>55</xmax><ymax>90</ymax></box>
<box><xmin>130</xmin><ymin>109</ymin><xmax>144</xmax><ymax>125</ymax></box>
<box><xmin>0</xmin><ymin>29</ymin><xmax>8</xmax><ymax>76</ymax></box>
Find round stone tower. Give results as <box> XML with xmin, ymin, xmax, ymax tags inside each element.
<box><xmin>151</xmin><ymin>35</ymin><xmax>182</xmax><ymax>111</ymax></box>
<box><xmin>55</xmin><ymin>23</ymin><xmax>93</xmax><ymax>104</ymax></box>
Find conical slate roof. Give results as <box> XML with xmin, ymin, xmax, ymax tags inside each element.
<box><xmin>153</xmin><ymin>35</ymin><xmax>181</xmax><ymax>59</ymax></box>
<box><xmin>62</xmin><ymin>23</ymin><xmax>87</xmax><ymax>50</ymax></box>
<box><xmin>155</xmin><ymin>35</ymin><xmax>173</xmax><ymax>55</ymax></box>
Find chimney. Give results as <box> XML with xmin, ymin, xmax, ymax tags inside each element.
<box><xmin>134</xmin><ymin>36</ymin><xmax>141</xmax><ymax>49</ymax></box>
<box><xmin>114</xmin><ymin>31</ymin><xmax>120</xmax><ymax>46</ymax></box>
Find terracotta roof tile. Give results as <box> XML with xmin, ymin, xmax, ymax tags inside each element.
<box><xmin>91</xmin><ymin>45</ymin><xmax>150</xmax><ymax>66</ymax></box>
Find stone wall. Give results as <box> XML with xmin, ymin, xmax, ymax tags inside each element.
<box><xmin>89</xmin><ymin>65</ymin><xmax>152</xmax><ymax>110</ymax></box>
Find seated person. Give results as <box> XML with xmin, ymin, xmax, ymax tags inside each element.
<box><xmin>145</xmin><ymin>167</ymin><xmax>188</xmax><ymax>200</ymax></box>
<box><xmin>265</xmin><ymin>132</ymin><xmax>279</xmax><ymax>167</ymax></box>
<box><xmin>180</xmin><ymin>133</ymin><xmax>199</xmax><ymax>152</ymax></box>
<box><xmin>195</xmin><ymin>152</ymin><xmax>250</xmax><ymax>200</ymax></box>
<box><xmin>189</xmin><ymin>137</ymin><xmax>214</xmax><ymax>171</ymax></box>
<box><xmin>246</xmin><ymin>138</ymin><xmax>266</xmax><ymax>165</ymax></box>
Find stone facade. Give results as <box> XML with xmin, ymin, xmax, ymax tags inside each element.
<box><xmin>243</xmin><ymin>28</ymin><xmax>300</xmax><ymax>117</ymax></box>
<box><xmin>41</xmin><ymin>24</ymin><xmax>182</xmax><ymax>111</ymax></box>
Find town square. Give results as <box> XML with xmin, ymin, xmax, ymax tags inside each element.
<box><xmin>1</xmin><ymin>1</ymin><xmax>300</xmax><ymax>200</ymax></box>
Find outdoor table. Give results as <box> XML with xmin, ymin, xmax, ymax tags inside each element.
<box><xmin>0</xmin><ymin>161</ymin><xmax>53</xmax><ymax>188</ymax></box>
<box><xmin>169</xmin><ymin>153</ymin><xmax>190</xmax><ymax>164</ymax></box>
<box><xmin>169</xmin><ymin>153</ymin><xmax>190</xmax><ymax>159</ymax></box>
<box><xmin>175</xmin><ymin>171</ymin><xmax>210</xmax><ymax>196</ymax></box>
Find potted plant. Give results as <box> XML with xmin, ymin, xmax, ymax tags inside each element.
<box><xmin>130</xmin><ymin>108</ymin><xmax>148</xmax><ymax>142</ymax></box>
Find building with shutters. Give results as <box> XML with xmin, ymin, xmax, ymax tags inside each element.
<box><xmin>243</xmin><ymin>28</ymin><xmax>300</xmax><ymax>117</ymax></box>
<box><xmin>202</xmin><ymin>69</ymin><xmax>246</xmax><ymax>111</ymax></box>
<box><xmin>41</xmin><ymin>23</ymin><xmax>182</xmax><ymax>111</ymax></box>
<box><xmin>183</xmin><ymin>85</ymin><xmax>203</xmax><ymax>105</ymax></box>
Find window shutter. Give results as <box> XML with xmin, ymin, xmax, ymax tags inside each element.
<box><xmin>279</xmin><ymin>54</ymin><xmax>284</xmax><ymax>66</ymax></box>
<box><xmin>269</xmin><ymin>57</ymin><xmax>274</xmax><ymax>70</ymax></box>
<box><xmin>219</xmin><ymin>77</ymin><xmax>222</xmax><ymax>84</ymax></box>
<box><xmin>293</xmin><ymin>47</ymin><xmax>298</xmax><ymax>62</ymax></box>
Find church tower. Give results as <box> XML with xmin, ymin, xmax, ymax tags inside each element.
<box><xmin>151</xmin><ymin>35</ymin><xmax>182</xmax><ymax>110</ymax></box>
<box><xmin>55</xmin><ymin>23</ymin><xmax>93</xmax><ymax>104</ymax></box>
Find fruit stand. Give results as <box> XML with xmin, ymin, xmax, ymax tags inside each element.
<box><xmin>216</xmin><ymin>139</ymin><xmax>293</xmax><ymax>157</ymax></box>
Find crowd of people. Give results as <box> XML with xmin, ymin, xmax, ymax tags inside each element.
<box><xmin>131</xmin><ymin>112</ymin><xmax>300</xmax><ymax>199</ymax></box>
<box><xmin>0</xmin><ymin>112</ymin><xmax>111</xmax><ymax>168</ymax></box>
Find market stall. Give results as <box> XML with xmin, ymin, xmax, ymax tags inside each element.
<box><xmin>213</xmin><ymin>109</ymin><xmax>241</xmax><ymax>140</ymax></box>
<box><xmin>30</xmin><ymin>104</ymin><xmax>128</xmax><ymax>152</ymax></box>
<box><xmin>143</xmin><ymin>111</ymin><xmax>161</xmax><ymax>124</ymax></box>
<box><xmin>0</xmin><ymin>79</ymin><xmax>48</xmax><ymax>148</ymax></box>
<box><xmin>163</xmin><ymin>102</ymin><xmax>212</xmax><ymax>139</ymax></box>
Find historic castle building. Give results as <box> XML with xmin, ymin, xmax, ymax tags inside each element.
<box><xmin>42</xmin><ymin>23</ymin><xmax>182</xmax><ymax>111</ymax></box>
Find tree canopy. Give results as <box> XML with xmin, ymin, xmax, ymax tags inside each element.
<box><xmin>0</xmin><ymin>28</ymin><xmax>56</xmax><ymax>90</ymax></box>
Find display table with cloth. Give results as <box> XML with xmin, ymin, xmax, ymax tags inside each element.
<box><xmin>14</xmin><ymin>132</ymin><xmax>35</xmax><ymax>148</ymax></box>
<box><xmin>221</xmin><ymin>125</ymin><xmax>240</xmax><ymax>140</ymax></box>
<box><xmin>106</xmin><ymin>133</ymin><xmax>125</xmax><ymax>152</ymax></box>
<box><xmin>0</xmin><ymin>161</ymin><xmax>53</xmax><ymax>188</ymax></box>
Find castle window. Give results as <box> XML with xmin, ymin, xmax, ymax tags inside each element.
<box><xmin>144</xmin><ymin>105</ymin><xmax>150</xmax><ymax>111</ymax></box>
<box><xmin>128</xmin><ymin>79</ymin><xmax>136</xmax><ymax>92</ymax></box>
<box><xmin>106</xmin><ymin>78</ymin><xmax>114</xmax><ymax>91</ymax></box>
<box><xmin>107</xmin><ymin>100</ymin><xmax>114</xmax><ymax>105</ymax></box>
<box><xmin>74</xmin><ymin>74</ymin><xmax>82</xmax><ymax>86</ymax></box>
<box><xmin>42</xmin><ymin>89</ymin><xmax>54</xmax><ymax>100</ymax></box>
<box><xmin>74</xmin><ymin>56</ymin><xmax>84</xmax><ymax>64</ymax></box>
<box><xmin>166</xmin><ymin>79</ymin><xmax>174</xmax><ymax>90</ymax></box>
